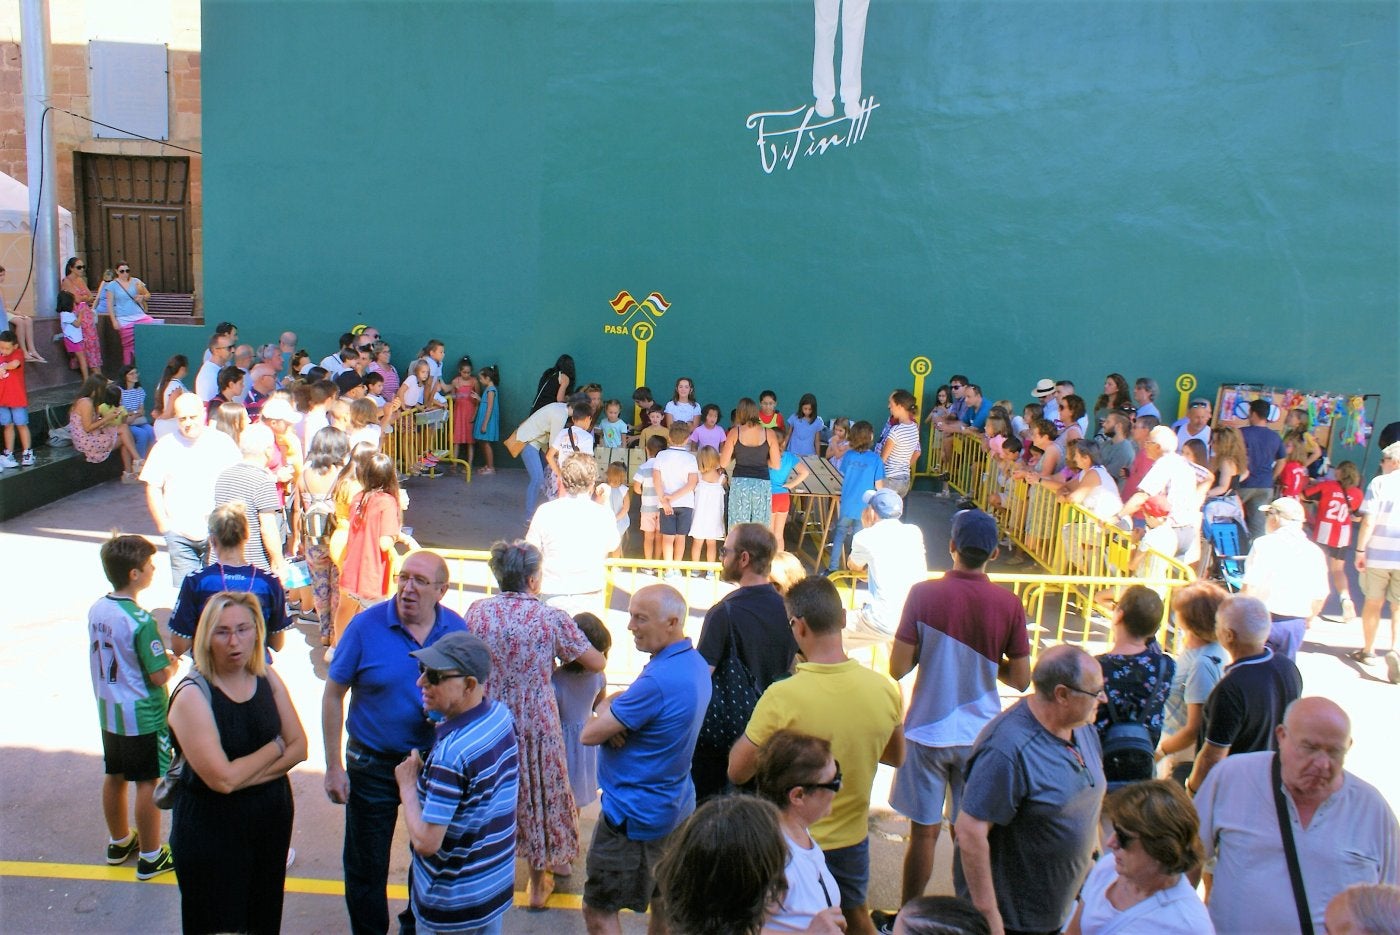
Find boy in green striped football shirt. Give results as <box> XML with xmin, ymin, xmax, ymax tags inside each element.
<box><xmin>88</xmin><ymin>535</ymin><xmax>176</xmax><ymax>879</ymax></box>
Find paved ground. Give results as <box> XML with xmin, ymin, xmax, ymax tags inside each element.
<box><xmin>1</xmin><ymin>469</ymin><xmax>1394</xmax><ymax>933</ymax></box>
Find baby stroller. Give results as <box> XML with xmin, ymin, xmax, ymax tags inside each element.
<box><xmin>1200</xmin><ymin>496</ymin><xmax>1249</xmax><ymax>591</ymax></box>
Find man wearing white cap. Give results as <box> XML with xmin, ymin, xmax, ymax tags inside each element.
<box><xmin>1355</xmin><ymin>441</ymin><xmax>1400</xmax><ymax>681</ymax></box>
<box><xmin>846</xmin><ymin>488</ymin><xmax>927</xmax><ymax>640</ymax></box>
<box><xmin>1243</xmin><ymin>497</ymin><xmax>1330</xmax><ymax>661</ymax></box>
<box><xmin>1114</xmin><ymin>425</ymin><xmax>1202</xmax><ymax>560</ymax></box>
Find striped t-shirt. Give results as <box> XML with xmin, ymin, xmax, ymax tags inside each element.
<box><xmin>1361</xmin><ymin>470</ymin><xmax>1400</xmax><ymax>570</ymax></box>
<box><xmin>881</xmin><ymin>421</ymin><xmax>922</xmax><ymax>480</ymax></box>
<box><xmin>412</xmin><ymin>699</ymin><xmax>519</xmax><ymax>932</ymax></box>
<box><xmin>87</xmin><ymin>596</ymin><xmax>170</xmax><ymax>736</ymax></box>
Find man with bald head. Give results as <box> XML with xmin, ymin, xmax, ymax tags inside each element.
<box><xmin>580</xmin><ymin>584</ymin><xmax>710</xmax><ymax>935</ymax></box>
<box><xmin>1186</xmin><ymin>594</ymin><xmax>1303</xmax><ymax>794</ymax></box>
<box><xmin>139</xmin><ymin>392</ymin><xmax>239</xmax><ymax>582</ymax></box>
<box><xmin>322</xmin><ymin>550</ymin><xmax>467</xmax><ymax>934</ymax></box>
<box><xmin>954</xmin><ymin>644</ymin><xmax>1106</xmax><ymax>935</ymax></box>
<box><xmin>1196</xmin><ymin>697</ymin><xmax>1399</xmax><ymax>933</ymax></box>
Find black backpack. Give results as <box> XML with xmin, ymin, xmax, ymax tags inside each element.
<box><xmin>1101</xmin><ymin>654</ymin><xmax>1168</xmax><ymax>789</ymax></box>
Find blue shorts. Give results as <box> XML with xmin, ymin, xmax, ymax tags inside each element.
<box><xmin>658</xmin><ymin>507</ymin><xmax>693</xmax><ymax>536</ymax></box>
<box><xmin>0</xmin><ymin>406</ymin><xmax>28</xmax><ymax>426</ymax></box>
<box><xmin>821</xmin><ymin>838</ymin><xmax>870</xmax><ymax>910</ymax></box>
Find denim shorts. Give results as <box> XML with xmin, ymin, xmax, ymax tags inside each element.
<box><xmin>0</xmin><ymin>406</ymin><xmax>28</xmax><ymax>426</ymax></box>
<box><xmin>821</xmin><ymin>838</ymin><xmax>870</xmax><ymax>910</ymax></box>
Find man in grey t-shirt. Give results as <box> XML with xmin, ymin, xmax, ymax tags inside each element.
<box><xmin>954</xmin><ymin>645</ymin><xmax>1107</xmax><ymax>935</ymax></box>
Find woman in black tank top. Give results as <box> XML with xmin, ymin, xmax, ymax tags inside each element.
<box><xmin>720</xmin><ymin>397</ymin><xmax>781</xmax><ymax>527</ymax></box>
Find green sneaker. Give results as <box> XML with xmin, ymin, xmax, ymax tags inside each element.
<box><xmin>136</xmin><ymin>844</ymin><xmax>175</xmax><ymax>880</ymax></box>
<box><xmin>106</xmin><ymin>834</ymin><xmax>139</xmax><ymax>865</ymax></box>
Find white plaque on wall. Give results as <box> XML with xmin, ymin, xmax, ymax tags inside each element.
<box><xmin>89</xmin><ymin>41</ymin><xmax>169</xmax><ymax>141</ymax></box>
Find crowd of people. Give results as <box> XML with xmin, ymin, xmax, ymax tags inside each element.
<box><xmin>66</xmin><ymin>315</ymin><xmax>1400</xmax><ymax>934</ymax></box>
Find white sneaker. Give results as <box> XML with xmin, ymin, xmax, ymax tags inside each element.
<box><xmin>0</xmin><ymin>451</ymin><xmax>17</xmax><ymax>469</ymax></box>
<box><xmin>814</xmin><ymin>98</ymin><xmax>835</xmax><ymax>118</ymax></box>
<box><xmin>20</xmin><ymin>449</ymin><xmax>35</xmax><ymax>467</ymax></box>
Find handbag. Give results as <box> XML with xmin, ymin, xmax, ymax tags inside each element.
<box><xmin>154</xmin><ymin>669</ymin><xmax>211</xmax><ymax>809</ymax></box>
<box><xmin>1273</xmin><ymin>751</ymin><xmax>1317</xmax><ymax>935</ymax></box>
<box><xmin>46</xmin><ymin>407</ymin><xmax>72</xmax><ymax>447</ymax></box>
<box><xmin>696</xmin><ymin>614</ymin><xmax>762</xmax><ymax>752</ymax></box>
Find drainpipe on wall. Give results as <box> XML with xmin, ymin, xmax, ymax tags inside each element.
<box><xmin>19</xmin><ymin>0</ymin><xmax>59</xmax><ymax>320</ymax></box>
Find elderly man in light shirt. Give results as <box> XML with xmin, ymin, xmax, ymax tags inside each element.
<box><xmin>1243</xmin><ymin>497</ymin><xmax>1330</xmax><ymax>661</ymax></box>
<box><xmin>526</xmin><ymin>453</ymin><xmax>620</xmax><ymax>615</ymax></box>
<box><xmin>1194</xmin><ymin>696</ymin><xmax>1399</xmax><ymax>934</ymax></box>
<box><xmin>846</xmin><ymin>488</ymin><xmax>927</xmax><ymax>640</ymax></box>
<box><xmin>1115</xmin><ymin>424</ymin><xmax>1203</xmax><ymax>560</ymax></box>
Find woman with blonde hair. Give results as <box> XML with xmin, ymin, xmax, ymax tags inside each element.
<box><xmin>167</xmin><ymin>591</ymin><xmax>306</xmax><ymax>934</ymax></box>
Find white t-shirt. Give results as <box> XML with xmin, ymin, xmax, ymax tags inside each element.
<box><xmin>1138</xmin><ymin>451</ymin><xmax>1202</xmax><ymax>527</ymax></box>
<box><xmin>349</xmin><ymin>424</ymin><xmax>383</xmax><ymax>451</ymax></box>
<box><xmin>1242</xmin><ymin>526</ymin><xmax>1330</xmax><ymax>617</ymax></box>
<box><xmin>550</xmin><ymin>425</ymin><xmax>595</xmax><ymax>458</ymax></box>
<box><xmin>1076</xmin><ymin>852</ymin><xmax>1214</xmax><ymax>935</ymax></box>
<box><xmin>194</xmin><ymin>360</ymin><xmax>222</xmax><ymax>402</ymax></box>
<box><xmin>765</xmin><ymin>833</ymin><xmax>842</xmax><ymax>932</ymax></box>
<box><xmin>526</xmin><ymin>494</ymin><xmax>621</xmax><ymax>595</ymax></box>
<box><xmin>139</xmin><ymin>430</ymin><xmax>241</xmax><ymax>539</ymax></box>
<box><xmin>664</xmin><ymin>400</ymin><xmax>702</xmax><ymax>425</ymax></box>
<box><xmin>651</xmin><ymin>447</ymin><xmax>700</xmax><ymax>509</ymax></box>
<box><xmin>848</xmin><ymin>519</ymin><xmax>927</xmax><ymax>634</ymax></box>
<box><xmin>319</xmin><ymin>353</ymin><xmax>349</xmax><ymax>375</ymax></box>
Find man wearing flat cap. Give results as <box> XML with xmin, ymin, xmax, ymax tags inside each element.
<box><xmin>397</xmin><ymin>632</ymin><xmax>519</xmax><ymax>935</ymax></box>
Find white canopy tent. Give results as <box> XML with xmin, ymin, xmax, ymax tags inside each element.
<box><xmin>0</xmin><ymin>170</ymin><xmax>76</xmax><ymax>318</ymax></box>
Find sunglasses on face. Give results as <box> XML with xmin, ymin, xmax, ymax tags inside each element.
<box><xmin>74</xmin><ymin>264</ymin><xmax>85</xmax><ymax>270</ymax></box>
<box><xmin>117</xmin><ymin>268</ymin><xmax>130</xmax><ymax>273</ymax></box>
<box><xmin>418</xmin><ymin>663</ymin><xmax>464</xmax><ymax>685</ymax></box>
<box><xmin>1111</xmin><ymin>824</ymin><xmax>1136</xmax><ymax>848</ymax></box>
<box><xmin>797</xmin><ymin>761</ymin><xmax>843</xmax><ymax>794</ymax></box>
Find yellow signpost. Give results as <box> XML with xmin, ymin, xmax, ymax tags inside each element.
<box><xmin>1175</xmin><ymin>372</ymin><xmax>1197</xmax><ymax>420</ymax></box>
<box><xmin>608</xmin><ymin>291</ymin><xmax>671</xmax><ymax>421</ymax></box>
<box><xmin>910</xmin><ymin>355</ymin><xmax>933</xmax><ymax>417</ymax></box>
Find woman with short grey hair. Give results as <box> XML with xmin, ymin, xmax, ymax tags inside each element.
<box><xmin>465</xmin><ymin>539</ymin><xmax>607</xmax><ymax>907</ymax></box>
<box><xmin>525</xmin><ymin>453</ymin><xmax>622</xmax><ymax>613</ymax></box>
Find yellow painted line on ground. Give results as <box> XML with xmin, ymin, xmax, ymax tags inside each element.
<box><xmin>0</xmin><ymin>860</ymin><xmax>584</xmax><ymax>909</ymax></box>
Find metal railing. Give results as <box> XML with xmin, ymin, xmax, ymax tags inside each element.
<box><xmin>382</xmin><ymin>398</ymin><xmax>470</xmax><ymax>481</ymax></box>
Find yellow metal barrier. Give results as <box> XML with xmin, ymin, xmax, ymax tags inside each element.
<box><xmin>402</xmin><ymin>551</ymin><xmax>1189</xmax><ymax>668</ymax></box>
<box><xmin>383</xmin><ymin>398</ymin><xmax>470</xmax><ymax>481</ymax></box>
<box><xmin>930</xmin><ymin>429</ymin><xmax>1195</xmax><ymax>619</ymax></box>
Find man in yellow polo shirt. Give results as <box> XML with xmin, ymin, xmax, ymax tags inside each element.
<box><xmin>729</xmin><ymin>575</ymin><xmax>904</xmax><ymax>935</ymax></box>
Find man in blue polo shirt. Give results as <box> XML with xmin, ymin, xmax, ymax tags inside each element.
<box><xmin>323</xmin><ymin>550</ymin><xmax>467</xmax><ymax>935</ymax></box>
<box><xmin>580</xmin><ymin>583</ymin><xmax>711</xmax><ymax>934</ymax></box>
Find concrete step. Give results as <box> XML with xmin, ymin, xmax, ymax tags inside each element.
<box><xmin>0</xmin><ymin>442</ymin><xmax>123</xmax><ymax>522</ymax></box>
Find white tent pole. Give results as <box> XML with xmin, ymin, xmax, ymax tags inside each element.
<box><xmin>19</xmin><ymin>0</ymin><xmax>58</xmax><ymax>319</ymax></box>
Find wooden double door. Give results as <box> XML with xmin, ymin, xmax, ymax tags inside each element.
<box><xmin>77</xmin><ymin>154</ymin><xmax>192</xmax><ymax>294</ymax></box>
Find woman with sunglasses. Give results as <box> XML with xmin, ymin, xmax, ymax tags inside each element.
<box><xmin>62</xmin><ymin>257</ymin><xmax>102</xmax><ymax>373</ymax></box>
<box><xmin>95</xmin><ymin>261</ymin><xmax>156</xmax><ymax>366</ymax></box>
<box><xmin>1064</xmin><ymin>780</ymin><xmax>1212</xmax><ymax>934</ymax></box>
<box><xmin>754</xmin><ymin>729</ymin><xmax>848</xmax><ymax>933</ymax></box>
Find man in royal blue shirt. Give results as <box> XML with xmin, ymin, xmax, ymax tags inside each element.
<box><xmin>322</xmin><ymin>550</ymin><xmax>467</xmax><ymax>935</ymax></box>
<box><xmin>580</xmin><ymin>583</ymin><xmax>711</xmax><ymax>934</ymax></box>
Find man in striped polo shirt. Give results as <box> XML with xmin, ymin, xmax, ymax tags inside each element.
<box><xmin>396</xmin><ymin>632</ymin><xmax>519</xmax><ymax>934</ymax></box>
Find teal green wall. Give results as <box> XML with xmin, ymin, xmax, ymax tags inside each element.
<box><xmin>198</xmin><ymin>0</ymin><xmax>1398</xmax><ymax>441</ymax></box>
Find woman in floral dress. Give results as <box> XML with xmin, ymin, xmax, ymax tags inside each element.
<box><xmin>61</xmin><ymin>257</ymin><xmax>102</xmax><ymax>374</ymax></box>
<box><xmin>465</xmin><ymin>540</ymin><xmax>607</xmax><ymax>908</ymax></box>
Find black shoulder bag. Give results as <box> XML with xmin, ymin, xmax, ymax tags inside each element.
<box><xmin>696</xmin><ymin>608</ymin><xmax>761</xmax><ymax>753</ymax></box>
<box><xmin>1272</xmin><ymin>751</ymin><xmax>1316</xmax><ymax>935</ymax></box>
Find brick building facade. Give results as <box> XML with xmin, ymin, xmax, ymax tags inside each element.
<box><xmin>0</xmin><ymin>0</ymin><xmax>202</xmax><ymax>318</ymax></box>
